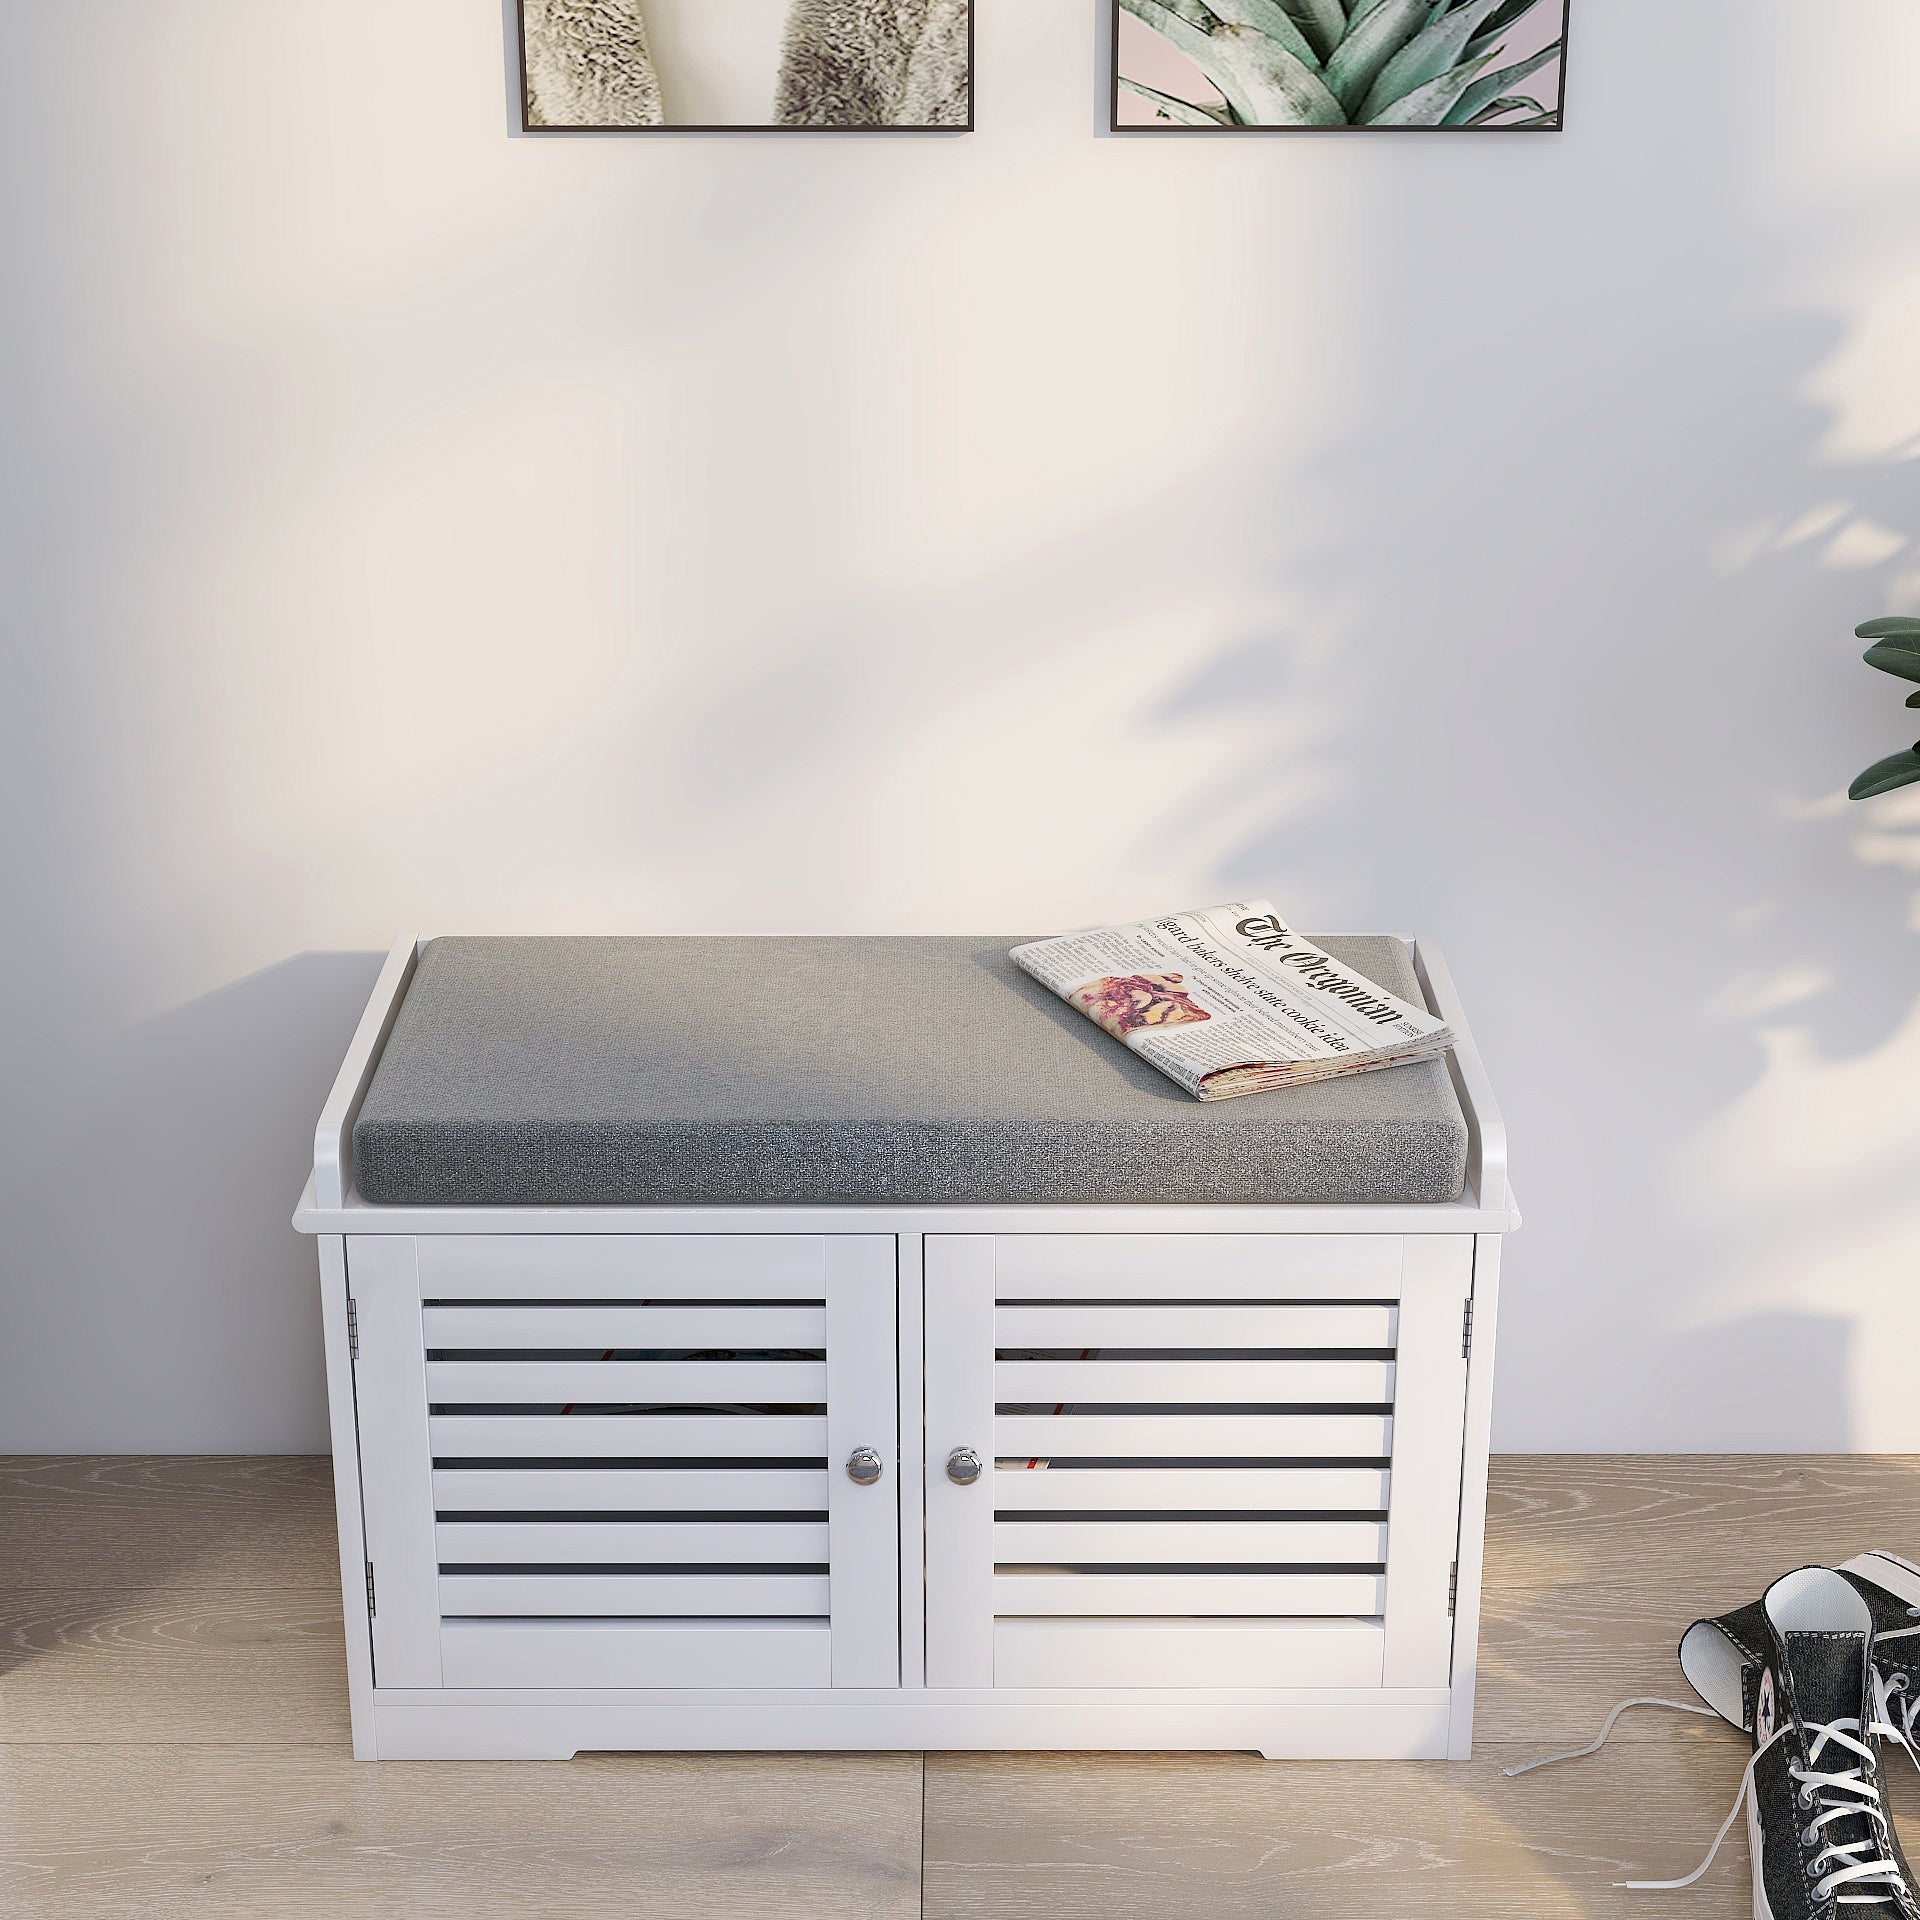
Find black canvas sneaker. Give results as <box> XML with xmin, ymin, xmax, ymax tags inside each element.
<box><xmin>1624</xmin><ymin>1566</ymin><xmax>1920</xmax><ymax>1916</ymax></box>
<box><xmin>1681</xmin><ymin>1555</ymin><xmax>1920</xmax><ymax>1755</ymax></box>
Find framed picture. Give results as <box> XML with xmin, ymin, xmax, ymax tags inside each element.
<box><xmin>1112</xmin><ymin>0</ymin><xmax>1569</xmax><ymax>133</ymax></box>
<box><xmin>519</xmin><ymin>0</ymin><xmax>972</xmax><ymax>132</ymax></box>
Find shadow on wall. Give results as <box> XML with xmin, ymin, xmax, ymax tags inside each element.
<box><xmin>1629</xmin><ymin>1313</ymin><xmax>1857</xmax><ymax>1452</ymax></box>
<box><xmin>1134</xmin><ymin>2</ymin><xmax>1920</xmax><ymax>1448</ymax></box>
<box><xmin>0</xmin><ymin>952</ymin><xmax>382</xmax><ymax>1452</ymax></box>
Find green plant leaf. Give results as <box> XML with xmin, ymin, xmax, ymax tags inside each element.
<box><xmin>1441</xmin><ymin>39</ymin><xmax>1560</xmax><ymax>123</ymax></box>
<box><xmin>1466</xmin><ymin>0</ymin><xmax>1551</xmax><ymax>53</ymax></box>
<box><xmin>1850</xmin><ymin>746</ymin><xmax>1920</xmax><ymax>800</ymax></box>
<box><xmin>1227</xmin><ymin>31</ymin><xmax>1348</xmax><ymax>119</ymax></box>
<box><xmin>1361</xmin><ymin>48</ymin><xmax>1494</xmax><ymax>123</ymax></box>
<box><xmin>1358</xmin><ymin>0</ymin><xmax>1505</xmax><ymax>121</ymax></box>
<box><xmin>1461</xmin><ymin>93</ymin><xmax>1545</xmax><ymax>124</ymax></box>
<box><xmin>1322</xmin><ymin>0</ymin><xmax>1435</xmax><ymax>114</ymax></box>
<box><xmin>1857</xmin><ymin>616</ymin><xmax>1920</xmax><ymax>639</ymax></box>
<box><xmin>1117</xmin><ymin>74</ymin><xmax>1236</xmax><ymax>123</ymax></box>
<box><xmin>1133</xmin><ymin>0</ymin><xmax>1226</xmax><ymax>28</ymax></box>
<box><xmin>1865</xmin><ymin>643</ymin><xmax>1920</xmax><ymax>683</ymax></box>
<box><xmin>1278</xmin><ymin>0</ymin><xmax>1347</xmax><ymax>58</ymax></box>
<box><xmin>1206</xmin><ymin>0</ymin><xmax>1326</xmax><ymax>69</ymax></box>
<box><xmin>1120</xmin><ymin>0</ymin><xmax>1257</xmax><ymax>115</ymax></box>
<box><xmin>1122</xmin><ymin>0</ymin><xmax>1345</xmax><ymax>122</ymax></box>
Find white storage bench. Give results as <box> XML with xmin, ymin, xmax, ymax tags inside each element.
<box><xmin>293</xmin><ymin>933</ymin><xmax>1517</xmax><ymax>1762</ymax></box>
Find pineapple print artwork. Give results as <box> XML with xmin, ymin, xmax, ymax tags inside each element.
<box><xmin>1114</xmin><ymin>0</ymin><xmax>1567</xmax><ymax>130</ymax></box>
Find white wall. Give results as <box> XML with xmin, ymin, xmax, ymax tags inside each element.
<box><xmin>4</xmin><ymin>0</ymin><xmax>1920</xmax><ymax>1453</ymax></box>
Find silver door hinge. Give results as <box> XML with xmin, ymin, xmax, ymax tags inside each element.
<box><xmin>346</xmin><ymin>1296</ymin><xmax>359</xmax><ymax>1361</ymax></box>
<box><xmin>365</xmin><ymin>1560</ymin><xmax>376</xmax><ymax>1616</ymax></box>
<box><xmin>1448</xmin><ymin>1560</ymin><xmax>1459</xmax><ymax>1615</ymax></box>
<box><xmin>1461</xmin><ymin>1297</ymin><xmax>1474</xmax><ymax>1359</ymax></box>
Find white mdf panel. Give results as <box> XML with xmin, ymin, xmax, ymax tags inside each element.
<box><xmin>370</xmin><ymin>1695</ymin><xmax>1457</xmax><ymax>1762</ymax></box>
<box><xmin>424</xmin><ymin>1360</ymin><xmax>827</xmax><ymax>1404</ymax></box>
<box><xmin>993</xmin><ymin>1573</ymin><xmax>1387</xmax><ymax>1616</ymax></box>
<box><xmin>1380</xmin><ymin>1235</ymin><xmax>1474</xmax><ymax>1688</ymax></box>
<box><xmin>1448</xmin><ymin>1231</ymin><xmax>1504</xmax><ymax>1758</ymax></box>
<box><xmin>924</xmin><ymin>1237</ymin><xmax>996</xmax><ymax>1689</ymax></box>
<box><xmin>824</xmin><ymin>1236</ymin><xmax>901</xmax><ymax>1688</ymax></box>
<box><xmin>993</xmin><ymin>1519</ymin><xmax>1388</xmax><ymax>1564</ymax></box>
<box><xmin>990</xmin><ymin>1234</ymin><xmax>1405</xmax><ymax>1298</ymax></box>
<box><xmin>995</xmin><ymin>1359</ymin><xmax>1394</xmax><ymax>1404</ymax></box>
<box><xmin>432</xmin><ymin>1468</ymin><xmax>829</xmax><ymax>1512</ymax></box>
<box><xmin>993</xmin><ymin>1412</ymin><xmax>1393</xmax><ymax>1458</ymax></box>
<box><xmin>436</xmin><ymin>1521</ymin><xmax>831</xmax><ymax>1565</ymax></box>
<box><xmin>423</xmin><ymin>1305</ymin><xmax>827</xmax><ymax>1349</ymax></box>
<box><xmin>429</xmin><ymin>1414</ymin><xmax>829</xmax><ymax>1458</ymax></box>
<box><xmin>993</xmin><ymin>1619</ymin><xmax>1386</xmax><ymax>1691</ymax></box>
<box><xmin>316</xmin><ymin>1236</ymin><xmax>377</xmax><ymax>1759</ymax></box>
<box><xmin>895</xmin><ymin>1231</ymin><xmax>928</xmax><ymax>1691</ymax></box>
<box><xmin>995</xmin><ymin>1304</ymin><xmax>1396</xmax><ymax>1348</ymax></box>
<box><xmin>440</xmin><ymin>1572</ymin><xmax>831</xmax><ymax>1616</ymax></box>
<box><xmin>414</xmin><ymin>1233</ymin><xmax>826</xmax><ymax>1298</ymax></box>
<box><xmin>441</xmin><ymin>1621</ymin><xmax>832</xmax><ymax>1691</ymax></box>
<box><xmin>990</xmin><ymin>1465</ymin><xmax>1390</xmax><ymax>1512</ymax></box>
<box><xmin>416</xmin><ymin>1236</ymin><xmax>897</xmax><ymax>1699</ymax></box>
<box><xmin>346</xmin><ymin>1236</ymin><xmax>443</xmax><ymax>1688</ymax></box>
<box><xmin>312</xmin><ymin>934</ymin><xmax>418</xmax><ymax>1211</ymax></box>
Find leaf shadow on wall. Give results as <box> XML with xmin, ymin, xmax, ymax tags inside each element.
<box><xmin>1131</xmin><ymin>6</ymin><xmax>1920</xmax><ymax>1456</ymax></box>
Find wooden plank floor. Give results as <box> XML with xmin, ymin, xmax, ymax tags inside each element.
<box><xmin>3</xmin><ymin>1457</ymin><xmax>1918</xmax><ymax>1917</ymax></box>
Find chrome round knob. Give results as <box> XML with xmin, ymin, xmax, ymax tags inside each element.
<box><xmin>945</xmin><ymin>1446</ymin><xmax>983</xmax><ymax>1487</ymax></box>
<box><xmin>845</xmin><ymin>1447</ymin><xmax>883</xmax><ymax>1487</ymax></box>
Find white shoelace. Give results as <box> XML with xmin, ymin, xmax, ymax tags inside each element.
<box><xmin>1507</xmin><ymin>1674</ymin><xmax>1920</xmax><ymax>1903</ymax></box>
<box><xmin>1626</xmin><ymin>1715</ymin><xmax>1907</xmax><ymax>1904</ymax></box>
<box><xmin>1501</xmin><ymin>1697</ymin><xmax>1721</xmax><ymax>1777</ymax></box>
<box><xmin>1879</xmin><ymin>1667</ymin><xmax>1920</xmax><ymax>1768</ymax></box>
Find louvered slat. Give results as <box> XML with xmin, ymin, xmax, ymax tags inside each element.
<box><xmin>988</xmin><ymin>1234</ymin><xmax>1403</xmax><ymax>1299</ymax></box>
<box><xmin>424</xmin><ymin>1305</ymin><xmax>827</xmax><ymax>1350</ymax></box>
<box><xmin>430</xmin><ymin>1414</ymin><xmax>828</xmax><ymax>1457</ymax></box>
<box><xmin>440</xmin><ymin>1620</ymin><xmax>833</xmax><ymax>1690</ymax></box>
<box><xmin>992</xmin><ymin>1617</ymin><xmax>1387</xmax><ymax>1690</ymax></box>
<box><xmin>426</xmin><ymin>1360</ymin><xmax>827</xmax><ymax>1404</ymax></box>
<box><xmin>995</xmin><ymin>1305</ymin><xmax>1396</xmax><ymax>1348</ymax></box>
<box><xmin>995</xmin><ymin>1359</ymin><xmax>1392</xmax><ymax>1404</ymax></box>
<box><xmin>415</xmin><ymin>1234</ymin><xmax>827</xmax><ymax>1298</ymax></box>
<box><xmin>993</xmin><ymin>1412</ymin><xmax>1392</xmax><ymax>1458</ymax></box>
<box><xmin>989</xmin><ymin>1466</ymin><xmax>1389</xmax><ymax>1511</ymax></box>
<box><xmin>992</xmin><ymin>1572</ymin><xmax>1386</xmax><ymax>1616</ymax></box>
<box><xmin>993</xmin><ymin>1518</ymin><xmax>1387</xmax><ymax>1563</ymax></box>
<box><xmin>433</xmin><ymin>1467</ymin><xmax>829</xmax><ymax>1512</ymax></box>
<box><xmin>438</xmin><ymin>1520</ymin><xmax>830</xmax><ymax>1564</ymax></box>
<box><xmin>440</xmin><ymin>1572</ymin><xmax>832</xmax><ymax>1616</ymax></box>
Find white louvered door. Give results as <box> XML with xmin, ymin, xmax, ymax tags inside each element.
<box><xmin>348</xmin><ymin>1234</ymin><xmax>900</xmax><ymax>1692</ymax></box>
<box><xmin>924</xmin><ymin>1234</ymin><xmax>1473</xmax><ymax>1691</ymax></box>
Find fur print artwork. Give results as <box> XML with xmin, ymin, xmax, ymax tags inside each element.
<box><xmin>522</xmin><ymin>0</ymin><xmax>664</xmax><ymax>128</ymax></box>
<box><xmin>520</xmin><ymin>0</ymin><xmax>970</xmax><ymax>128</ymax></box>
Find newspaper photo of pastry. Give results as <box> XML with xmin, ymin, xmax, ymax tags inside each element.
<box><xmin>1067</xmin><ymin>973</ymin><xmax>1213</xmax><ymax>1044</ymax></box>
<box><xmin>1013</xmin><ymin>904</ymin><xmax>1455</xmax><ymax>1100</ymax></box>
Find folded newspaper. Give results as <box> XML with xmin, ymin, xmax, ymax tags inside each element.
<box><xmin>1011</xmin><ymin>903</ymin><xmax>1453</xmax><ymax>1101</ymax></box>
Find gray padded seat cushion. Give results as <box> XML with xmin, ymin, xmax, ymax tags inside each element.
<box><xmin>351</xmin><ymin>935</ymin><xmax>1468</xmax><ymax>1207</ymax></box>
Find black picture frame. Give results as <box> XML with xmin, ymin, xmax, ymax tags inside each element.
<box><xmin>1109</xmin><ymin>0</ymin><xmax>1571</xmax><ymax>134</ymax></box>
